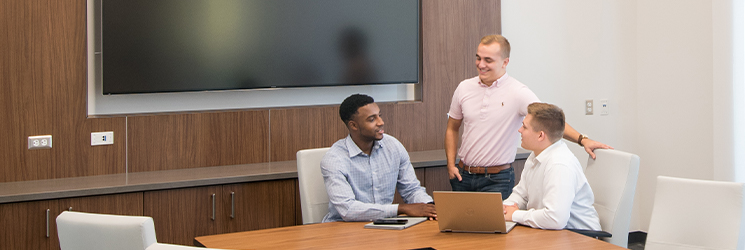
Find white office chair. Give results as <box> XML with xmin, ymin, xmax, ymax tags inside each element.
<box><xmin>646</xmin><ymin>176</ymin><xmax>745</xmax><ymax>250</ymax></box>
<box><xmin>57</xmin><ymin>211</ymin><xmax>158</xmax><ymax>250</ymax></box>
<box><xmin>297</xmin><ymin>147</ymin><xmax>331</xmax><ymax>224</ymax></box>
<box><xmin>57</xmin><ymin>211</ymin><xmax>226</xmax><ymax>250</ymax></box>
<box><xmin>582</xmin><ymin>149</ymin><xmax>640</xmax><ymax>248</ymax></box>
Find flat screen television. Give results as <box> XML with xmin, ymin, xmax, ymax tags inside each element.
<box><xmin>101</xmin><ymin>0</ymin><xmax>420</xmax><ymax>95</ymax></box>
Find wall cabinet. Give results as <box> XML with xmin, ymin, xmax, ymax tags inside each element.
<box><xmin>0</xmin><ymin>200</ymin><xmax>59</xmax><ymax>250</ymax></box>
<box><xmin>0</xmin><ymin>179</ymin><xmax>297</xmax><ymax>249</ymax></box>
<box><xmin>144</xmin><ymin>179</ymin><xmax>297</xmax><ymax>246</ymax></box>
<box><xmin>0</xmin><ymin>160</ymin><xmax>522</xmax><ymax>249</ymax></box>
<box><xmin>0</xmin><ymin>192</ymin><xmax>143</xmax><ymax>250</ymax></box>
<box><xmin>221</xmin><ymin>180</ymin><xmax>296</xmax><ymax>233</ymax></box>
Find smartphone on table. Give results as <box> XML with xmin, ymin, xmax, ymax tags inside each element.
<box><xmin>373</xmin><ymin>219</ymin><xmax>408</xmax><ymax>225</ymax></box>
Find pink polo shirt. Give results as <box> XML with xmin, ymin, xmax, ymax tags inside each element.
<box><xmin>448</xmin><ymin>74</ymin><xmax>540</xmax><ymax>167</ymax></box>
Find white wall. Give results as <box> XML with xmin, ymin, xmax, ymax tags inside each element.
<box><xmin>635</xmin><ymin>0</ymin><xmax>717</xmax><ymax>232</ymax></box>
<box><xmin>503</xmin><ymin>0</ymin><xmax>741</xmax><ymax>232</ymax></box>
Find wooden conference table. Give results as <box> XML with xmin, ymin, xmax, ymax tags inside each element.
<box><xmin>194</xmin><ymin>220</ymin><xmax>626</xmax><ymax>250</ymax></box>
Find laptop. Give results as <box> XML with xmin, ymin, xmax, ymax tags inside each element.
<box><xmin>433</xmin><ymin>191</ymin><xmax>517</xmax><ymax>234</ymax></box>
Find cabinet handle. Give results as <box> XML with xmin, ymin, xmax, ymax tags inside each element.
<box><xmin>211</xmin><ymin>193</ymin><xmax>216</xmax><ymax>221</ymax></box>
<box><xmin>230</xmin><ymin>192</ymin><xmax>235</xmax><ymax>219</ymax></box>
<box><xmin>46</xmin><ymin>209</ymin><xmax>50</xmax><ymax>238</ymax></box>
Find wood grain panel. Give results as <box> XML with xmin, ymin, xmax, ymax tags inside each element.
<box><xmin>422</xmin><ymin>0</ymin><xmax>502</xmax><ymax>93</ymax></box>
<box><xmin>295</xmin><ymin>179</ymin><xmax>303</xmax><ymax>225</ymax></box>
<box><xmin>512</xmin><ymin>159</ymin><xmax>526</xmax><ymax>186</ymax></box>
<box><xmin>47</xmin><ymin>0</ymin><xmax>94</xmax><ymax>179</ymax></box>
<box><xmin>127</xmin><ymin>110</ymin><xmax>269</xmax><ymax>172</ymax></box>
<box><xmin>144</xmin><ymin>186</ymin><xmax>222</xmax><ymax>246</ymax></box>
<box><xmin>70</xmin><ymin>118</ymin><xmax>127</xmax><ymax>177</ymax></box>
<box><xmin>408</xmin><ymin>0</ymin><xmax>502</xmax><ymax>153</ymax></box>
<box><xmin>222</xmin><ymin>179</ymin><xmax>296</xmax><ymax>233</ymax></box>
<box><xmin>0</xmin><ymin>0</ymin><xmax>55</xmax><ymax>182</ymax></box>
<box><xmin>0</xmin><ymin>200</ymin><xmax>59</xmax><ymax>250</ymax></box>
<box><xmin>53</xmin><ymin>193</ymin><xmax>143</xmax><ymax>250</ymax></box>
<box><xmin>58</xmin><ymin>192</ymin><xmax>143</xmax><ymax>216</ymax></box>
<box><xmin>0</xmin><ymin>0</ymin><xmax>126</xmax><ymax>182</ymax></box>
<box><xmin>49</xmin><ymin>117</ymin><xmax>127</xmax><ymax>179</ymax></box>
<box><xmin>269</xmin><ymin>106</ymin><xmax>348</xmax><ymax>161</ymax></box>
<box><xmin>423</xmin><ymin>166</ymin><xmax>453</xmax><ymax>197</ymax></box>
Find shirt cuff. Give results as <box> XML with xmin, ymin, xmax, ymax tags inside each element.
<box><xmin>386</xmin><ymin>204</ymin><xmax>400</xmax><ymax>218</ymax></box>
<box><xmin>511</xmin><ymin>210</ymin><xmax>527</xmax><ymax>224</ymax></box>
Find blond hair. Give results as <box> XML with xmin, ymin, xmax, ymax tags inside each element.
<box><xmin>527</xmin><ymin>103</ymin><xmax>565</xmax><ymax>143</ymax></box>
<box><xmin>480</xmin><ymin>34</ymin><xmax>511</xmax><ymax>59</ymax></box>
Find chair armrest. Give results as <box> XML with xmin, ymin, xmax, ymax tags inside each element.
<box><xmin>567</xmin><ymin>229</ymin><xmax>612</xmax><ymax>238</ymax></box>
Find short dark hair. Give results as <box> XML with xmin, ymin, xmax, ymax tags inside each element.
<box><xmin>339</xmin><ymin>94</ymin><xmax>375</xmax><ymax>124</ymax></box>
<box><xmin>527</xmin><ymin>103</ymin><xmax>565</xmax><ymax>143</ymax></box>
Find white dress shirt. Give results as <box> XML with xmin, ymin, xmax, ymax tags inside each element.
<box><xmin>504</xmin><ymin>140</ymin><xmax>601</xmax><ymax>230</ymax></box>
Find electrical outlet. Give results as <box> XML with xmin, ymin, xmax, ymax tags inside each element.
<box><xmin>600</xmin><ymin>99</ymin><xmax>609</xmax><ymax>116</ymax></box>
<box><xmin>28</xmin><ymin>135</ymin><xmax>52</xmax><ymax>149</ymax></box>
<box><xmin>585</xmin><ymin>100</ymin><xmax>593</xmax><ymax>115</ymax></box>
<box><xmin>91</xmin><ymin>131</ymin><xmax>114</xmax><ymax>146</ymax></box>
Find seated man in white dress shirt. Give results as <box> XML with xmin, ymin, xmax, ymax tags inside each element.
<box><xmin>503</xmin><ymin>103</ymin><xmax>601</xmax><ymax>230</ymax></box>
<box><xmin>321</xmin><ymin>94</ymin><xmax>436</xmax><ymax>222</ymax></box>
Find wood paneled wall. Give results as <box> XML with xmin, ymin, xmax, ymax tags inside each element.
<box><xmin>127</xmin><ymin>111</ymin><xmax>270</xmax><ymax>172</ymax></box>
<box><xmin>0</xmin><ymin>0</ymin><xmax>501</xmax><ymax>181</ymax></box>
<box><xmin>0</xmin><ymin>0</ymin><xmax>126</xmax><ymax>182</ymax></box>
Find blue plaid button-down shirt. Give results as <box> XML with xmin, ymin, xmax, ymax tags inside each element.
<box><xmin>321</xmin><ymin>134</ymin><xmax>433</xmax><ymax>222</ymax></box>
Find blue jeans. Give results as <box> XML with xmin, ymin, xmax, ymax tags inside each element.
<box><xmin>449</xmin><ymin>166</ymin><xmax>514</xmax><ymax>199</ymax></box>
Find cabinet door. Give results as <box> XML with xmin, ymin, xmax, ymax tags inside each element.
<box><xmin>222</xmin><ymin>179</ymin><xmax>297</xmax><ymax>233</ymax></box>
<box><xmin>59</xmin><ymin>192</ymin><xmax>143</xmax><ymax>215</ymax></box>
<box><xmin>144</xmin><ymin>186</ymin><xmax>221</xmax><ymax>246</ymax></box>
<box><xmin>512</xmin><ymin>159</ymin><xmax>526</xmax><ymax>185</ymax></box>
<box><xmin>423</xmin><ymin>166</ymin><xmax>452</xmax><ymax>196</ymax></box>
<box><xmin>0</xmin><ymin>200</ymin><xmax>59</xmax><ymax>250</ymax></box>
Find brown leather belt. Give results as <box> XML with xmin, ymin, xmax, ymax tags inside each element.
<box><xmin>458</xmin><ymin>161</ymin><xmax>511</xmax><ymax>174</ymax></box>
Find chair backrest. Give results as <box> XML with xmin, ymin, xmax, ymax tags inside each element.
<box><xmin>297</xmin><ymin>147</ymin><xmax>331</xmax><ymax>224</ymax></box>
<box><xmin>57</xmin><ymin>211</ymin><xmax>157</xmax><ymax>250</ymax></box>
<box><xmin>646</xmin><ymin>176</ymin><xmax>745</xmax><ymax>250</ymax></box>
<box><xmin>585</xmin><ymin>149</ymin><xmax>640</xmax><ymax>248</ymax></box>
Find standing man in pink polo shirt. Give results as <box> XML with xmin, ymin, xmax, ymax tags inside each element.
<box><xmin>445</xmin><ymin>34</ymin><xmax>612</xmax><ymax>197</ymax></box>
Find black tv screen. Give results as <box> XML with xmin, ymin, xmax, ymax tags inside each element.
<box><xmin>101</xmin><ymin>0</ymin><xmax>420</xmax><ymax>95</ymax></box>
